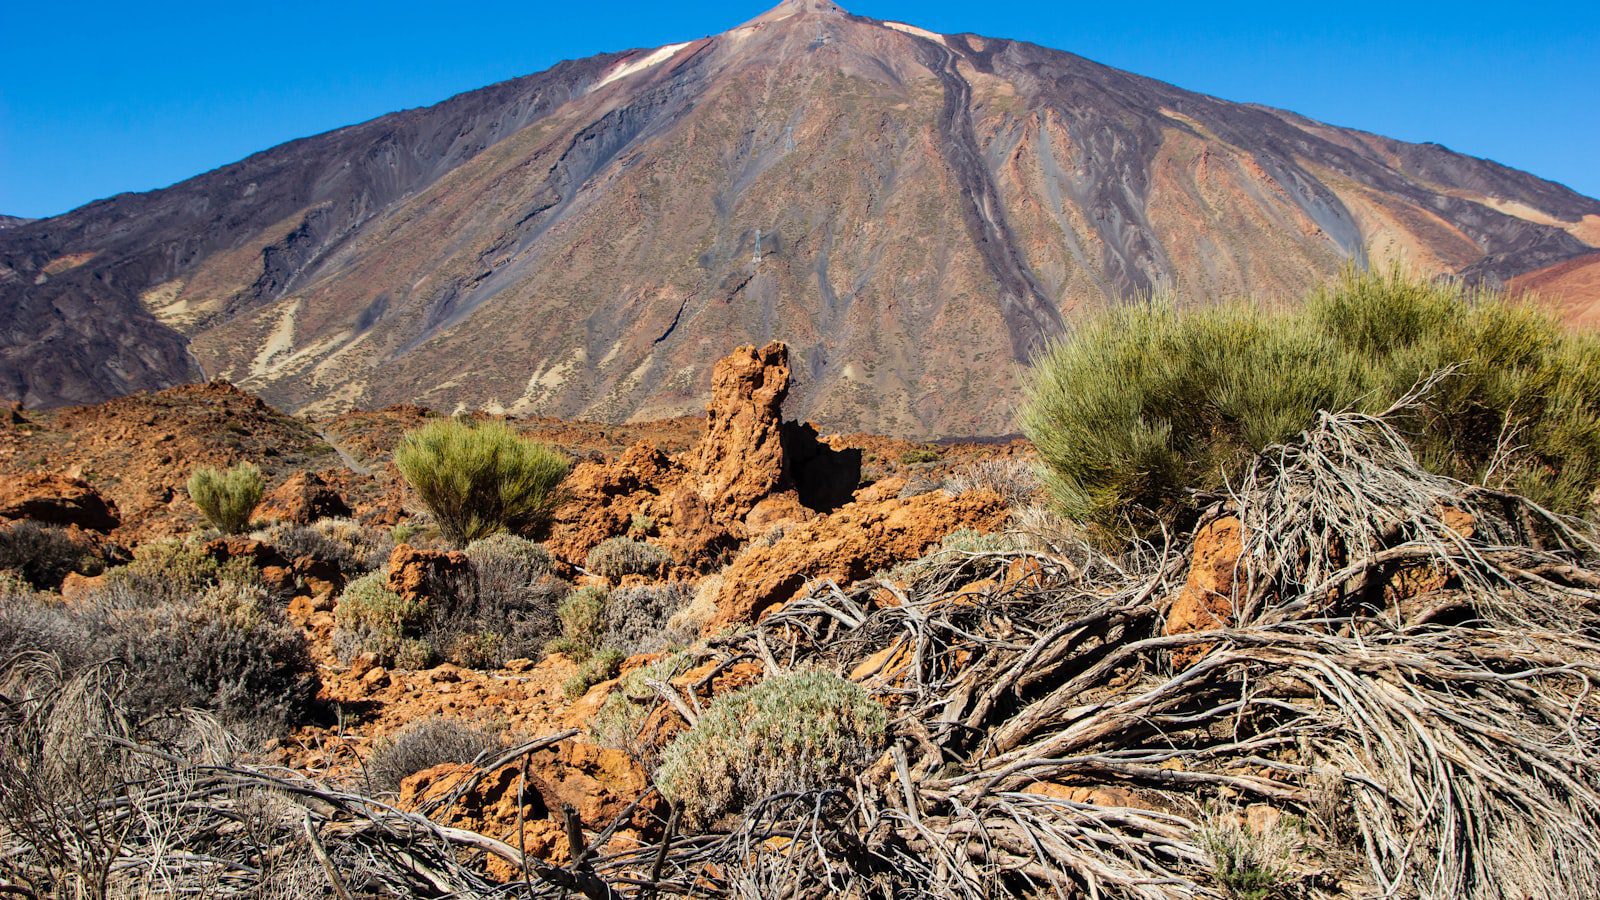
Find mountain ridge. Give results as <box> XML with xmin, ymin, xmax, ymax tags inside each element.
<box><xmin>3</xmin><ymin>0</ymin><xmax>1597</xmax><ymax>435</ymax></box>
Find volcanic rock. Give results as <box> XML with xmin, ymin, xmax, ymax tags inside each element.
<box><xmin>1163</xmin><ymin>515</ymin><xmax>1243</xmax><ymax>668</ymax></box>
<box><xmin>386</xmin><ymin>544</ymin><xmax>473</xmax><ymax>605</ymax></box>
<box><xmin>0</xmin><ymin>473</ymin><xmax>120</xmax><ymax>532</ymax></box>
<box><xmin>258</xmin><ymin>471</ymin><xmax>351</xmax><ymax>525</ymax></box>
<box><xmin>706</xmin><ymin>487</ymin><xmax>1010</xmax><ymax>629</ymax></box>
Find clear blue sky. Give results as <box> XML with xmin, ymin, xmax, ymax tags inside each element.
<box><xmin>2</xmin><ymin>1</ymin><xmax>1595</xmax><ymax>219</ymax></box>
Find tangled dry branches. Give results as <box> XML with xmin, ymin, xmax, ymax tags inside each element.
<box><xmin>3</xmin><ymin>408</ymin><xmax>1598</xmax><ymax>898</ymax></box>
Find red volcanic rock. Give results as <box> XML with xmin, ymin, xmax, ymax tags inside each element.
<box><xmin>707</xmin><ymin>488</ymin><xmax>1011</xmax><ymax>630</ymax></box>
<box><xmin>202</xmin><ymin>536</ymin><xmax>289</xmax><ymax>570</ymax></box>
<box><xmin>1163</xmin><ymin>515</ymin><xmax>1243</xmax><ymax>668</ymax></box>
<box><xmin>258</xmin><ymin>471</ymin><xmax>351</xmax><ymax>525</ymax></box>
<box><xmin>0</xmin><ymin>473</ymin><xmax>120</xmax><ymax>532</ymax></box>
<box><xmin>688</xmin><ymin>341</ymin><xmax>793</xmax><ymax>522</ymax></box>
<box><xmin>399</xmin><ymin>740</ymin><xmax>659</xmax><ymax>867</ymax></box>
<box><xmin>386</xmin><ymin>544</ymin><xmax>473</xmax><ymax>605</ymax></box>
<box><xmin>545</xmin><ymin>442</ymin><xmax>681</xmax><ymax>563</ymax></box>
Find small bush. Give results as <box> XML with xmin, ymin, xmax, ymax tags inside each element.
<box><xmin>592</xmin><ymin>652</ymin><xmax>694</xmax><ymax>766</ymax></box>
<box><xmin>467</xmin><ymin>532</ymin><xmax>554</xmax><ymax>570</ymax></box>
<box><xmin>462</xmin><ymin>533</ymin><xmax>566</xmax><ymax>665</ymax></box>
<box><xmin>586</xmin><ymin>537</ymin><xmax>669</xmax><ymax>580</ymax></box>
<box><xmin>655</xmin><ymin>670</ymin><xmax>889</xmax><ymax>824</ymax></box>
<box><xmin>393</xmin><ymin>419</ymin><xmax>571</xmax><ymax>547</ymax></box>
<box><xmin>604</xmin><ymin>583</ymin><xmax>695</xmax><ymax>655</ymax></box>
<box><xmin>1022</xmin><ymin>268</ymin><xmax>1600</xmax><ymax>533</ymax></box>
<box><xmin>187</xmin><ymin>462</ymin><xmax>266</xmax><ymax>534</ymax></box>
<box><xmin>0</xmin><ymin>581</ymin><xmax>318</xmax><ymax>741</ymax></box>
<box><xmin>258</xmin><ymin>517</ymin><xmax>392</xmax><ymax>573</ymax></box>
<box><xmin>365</xmin><ymin>717</ymin><xmax>501</xmax><ymax>794</ymax></box>
<box><xmin>899</xmin><ymin>447</ymin><xmax>942</xmax><ymax>465</ymax></box>
<box><xmin>331</xmin><ymin>572</ymin><xmax>425</xmax><ymax>666</ymax></box>
<box><xmin>549</xmin><ymin>585</ymin><xmax>609</xmax><ymax>661</ymax></box>
<box><xmin>563</xmin><ymin>647</ymin><xmax>625</xmax><ymax>700</ymax></box>
<box><xmin>100</xmin><ymin>538</ymin><xmax>259</xmax><ymax>603</ymax></box>
<box><xmin>943</xmin><ymin>458</ymin><xmax>1041</xmax><ymax>507</ymax></box>
<box><xmin>1198</xmin><ymin>811</ymin><xmax>1297</xmax><ymax>900</ymax></box>
<box><xmin>0</xmin><ymin>521</ymin><xmax>106</xmax><ymax>590</ymax></box>
<box><xmin>112</xmin><ymin>582</ymin><xmax>320</xmax><ymax>740</ymax></box>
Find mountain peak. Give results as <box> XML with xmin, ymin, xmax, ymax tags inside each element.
<box><xmin>744</xmin><ymin>0</ymin><xmax>846</xmax><ymax>27</ymax></box>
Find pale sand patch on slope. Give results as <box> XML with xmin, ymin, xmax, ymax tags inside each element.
<box><xmin>250</xmin><ymin>300</ymin><xmax>301</xmax><ymax>378</ymax></box>
<box><xmin>883</xmin><ymin>21</ymin><xmax>946</xmax><ymax>45</ymax></box>
<box><xmin>592</xmin><ymin>43</ymin><xmax>691</xmax><ymax>91</ymax></box>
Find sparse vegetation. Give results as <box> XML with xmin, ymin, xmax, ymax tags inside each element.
<box><xmin>0</xmin><ymin>521</ymin><xmax>110</xmax><ymax>589</ymax></box>
<box><xmin>1022</xmin><ymin>267</ymin><xmax>1600</xmax><ymax>533</ymax></box>
<box><xmin>898</xmin><ymin>446</ymin><xmax>942</xmax><ymax>465</ymax></box>
<box><xmin>604</xmin><ymin>582</ymin><xmax>695</xmax><ymax>654</ymax></box>
<box><xmin>331</xmin><ymin>572</ymin><xmax>425</xmax><ymax>666</ymax></box>
<box><xmin>943</xmin><ymin>457</ymin><xmax>1041</xmax><ymax>506</ymax></box>
<box><xmin>654</xmin><ymin>669</ymin><xmax>889</xmax><ymax>824</ymax></box>
<box><xmin>187</xmin><ymin>461</ymin><xmax>266</xmax><ymax>534</ymax></box>
<box><xmin>365</xmin><ymin>717</ymin><xmax>502</xmax><ymax>794</ymax></box>
<box><xmin>1198</xmin><ymin>811</ymin><xmax>1297</xmax><ymax>900</ymax></box>
<box><xmin>585</xmin><ymin>536</ymin><xmax>669</xmax><ymax>580</ymax></box>
<box><xmin>562</xmin><ymin>647</ymin><xmax>625</xmax><ymax>700</ymax></box>
<box><xmin>592</xmin><ymin>652</ymin><xmax>694</xmax><ymax>766</ymax></box>
<box><xmin>393</xmin><ymin>419</ymin><xmax>571</xmax><ymax>547</ymax></box>
<box><xmin>547</xmin><ymin>585</ymin><xmax>608</xmax><ymax>661</ymax></box>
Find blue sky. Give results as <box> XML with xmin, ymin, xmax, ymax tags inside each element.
<box><xmin>2</xmin><ymin>1</ymin><xmax>1595</xmax><ymax>219</ymax></box>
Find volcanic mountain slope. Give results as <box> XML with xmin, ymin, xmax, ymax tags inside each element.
<box><xmin>4</xmin><ymin>0</ymin><xmax>1598</xmax><ymax>435</ymax></box>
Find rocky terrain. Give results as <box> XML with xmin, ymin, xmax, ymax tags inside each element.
<box><xmin>0</xmin><ymin>341</ymin><xmax>1021</xmax><ymax>762</ymax></box>
<box><xmin>4</xmin><ymin>331</ymin><xmax>1600</xmax><ymax>898</ymax></box>
<box><xmin>4</xmin><ymin>0</ymin><xmax>1598</xmax><ymax>434</ymax></box>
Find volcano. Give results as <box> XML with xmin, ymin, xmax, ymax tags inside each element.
<box><xmin>3</xmin><ymin>0</ymin><xmax>1597</xmax><ymax>435</ymax></box>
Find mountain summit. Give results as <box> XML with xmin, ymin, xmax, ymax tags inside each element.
<box><xmin>3</xmin><ymin>2</ymin><xmax>1597</xmax><ymax>434</ymax></box>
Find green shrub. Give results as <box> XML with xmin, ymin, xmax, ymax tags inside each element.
<box><xmin>585</xmin><ymin>537</ymin><xmax>669</xmax><ymax>580</ymax></box>
<box><xmin>549</xmin><ymin>585</ymin><xmax>609</xmax><ymax>661</ymax></box>
<box><xmin>562</xmin><ymin>647</ymin><xmax>625</xmax><ymax>700</ymax></box>
<box><xmin>1022</xmin><ymin>268</ymin><xmax>1600</xmax><ymax>533</ymax></box>
<box><xmin>393</xmin><ymin>419</ymin><xmax>571</xmax><ymax>547</ymax></box>
<box><xmin>100</xmin><ymin>538</ymin><xmax>259</xmax><ymax>603</ymax></box>
<box><xmin>1198</xmin><ymin>812</ymin><xmax>1297</xmax><ymax>900</ymax></box>
<box><xmin>331</xmin><ymin>572</ymin><xmax>425</xmax><ymax>666</ymax></box>
<box><xmin>899</xmin><ymin>447</ymin><xmax>942</xmax><ymax>465</ymax></box>
<box><xmin>187</xmin><ymin>462</ymin><xmax>266</xmax><ymax>534</ymax></box>
<box><xmin>592</xmin><ymin>652</ymin><xmax>694</xmax><ymax>766</ymax></box>
<box><xmin>365</xmin><ymin>717</ymin><xmax>501</xmax><ymax>794</ymax></box>
<box><xmin>654</xmin><ymin>670</ymin><xmax>889</xmax><ymax>824</ymax></box>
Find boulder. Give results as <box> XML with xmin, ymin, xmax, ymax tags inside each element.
<box><xmin>399</xmin><ymin>740</ymin><xmax>659</xmax><ymax>866</ymax></box>
<box><xmin>386</xmin><ymin>544</ymin><xmax>472</xmax><ymax>605</ymax></box>
<box><xmin>707</xmin><ymin>488</ymin><xmax>1010</xmax><ymax>629</ymax></box>
<box><xmin>1163</xmin><ymin>515</ymin><xmax>1243</xmax><ymax>668</ymax></box>
<box><xmin>202</xmin><ymin>536</ymin><xmax>289</xmax><ymax>570</ymax></box>
<box><xmin>0</xmin><ymin>473</ymin><xmax>120</xmax><ymax>532</ymax></box>
<box><xmin>257</xmin><ymin>471</ymin><xmax>351</xmax><ymax>525</ymax></box>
